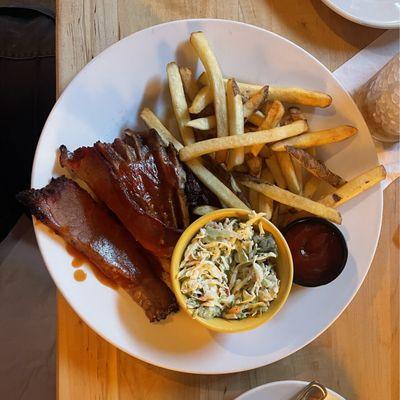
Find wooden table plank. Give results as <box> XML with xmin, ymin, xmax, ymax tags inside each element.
<box><xmin>56</xmin><ymin>1</ymin><xmax>398</xmax><ymax>399</ymax></box>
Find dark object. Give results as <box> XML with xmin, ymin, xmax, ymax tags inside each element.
<box><xmin>282</xmin><ymin>217</ymin><xmax>348</xmax><ymax>287</ymax></box>
<box><xmin>16</xmin><ymin>176</ymin><xmax>178</xmax><ymax>322</ymax></box>
<box><xmin>0</xmin><ymin>4</ymin><xmax>55</xmax><ymax>241</ymax></box>
<box><xmin>183</xmin><ymin>167</ymin><xmax>221</xmax><ymax>215</ymax></box>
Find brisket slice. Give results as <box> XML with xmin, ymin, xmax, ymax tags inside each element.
<box><xmin>17</xmin><ymin>176</ymin><xmax>178</xmax><ymax>322</ymax></box>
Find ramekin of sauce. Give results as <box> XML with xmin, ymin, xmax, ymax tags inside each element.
<box><xmin>282</xmin><ymin>217</ymin><xmax>348</xmax><ymax>287</ymax></box>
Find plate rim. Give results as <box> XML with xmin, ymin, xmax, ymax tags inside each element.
<box><xmin>321</xmin><ymin>0</ymin><xmax>400</xmax><ymax>29</ymax></box>
<box><xmin>31</xmin><ymin>18</ymin><xmax>383</xmax><ymax>374</ymax></box>
<box><xmin>235</xmin><ymin>380</ymin><xmax>346</xmax><ymax>400</ymax></box>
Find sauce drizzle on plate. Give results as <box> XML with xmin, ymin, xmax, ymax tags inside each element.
<box><xmin>74</xmin><ymin>269</ymin><xmax>87</xmax><ymax>282</ymax></box>
<box><xmin>65</xmin><ymin>244</ymin><xmax>117</xmax><ymax>289</ymax></box>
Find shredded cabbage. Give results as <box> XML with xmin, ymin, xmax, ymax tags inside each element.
<box><xmin>178</xmin><ymin>212</ymin><xmax>280</xmax><ymax>320</ymax></box>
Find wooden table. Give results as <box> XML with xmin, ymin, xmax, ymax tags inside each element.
<box><xmin>56</xmin><ymin>2</ymin><xmax>399</xmax><ymax>399</ymax></box>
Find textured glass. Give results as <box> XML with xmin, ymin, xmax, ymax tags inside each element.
<box><xmin>360</xmin><ymin>54</ymin><xmax>399</xmax><ymax>143</ymax></box>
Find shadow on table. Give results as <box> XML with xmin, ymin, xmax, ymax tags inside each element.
<box><xmin>124</xmin><ymin>344</ymin><xmax>354</xmax><ymax>400</ymax></box>
<box><xmin>266</xmin><ymin>0</ymin><xmax>382</xmax><ymax>55</ymax></box>
<box><xmin>310</xmin><ymin>0</ymin><xmax>384</xmax><ymax>46</ymax></box>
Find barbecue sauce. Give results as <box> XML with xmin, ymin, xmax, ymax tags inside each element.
<box><xmin>66</xmin><ymin>244</ymin><xmax>117</xmax><ymax>289</ymax></box>
<box><xmin>74</xmin><ymin>269</ymin><xmax>87</xmax><ymax>282</ymax></box>
<box><xmin>283</xmin><ymin>218</ymin><xmax>347</xmax><ymax>286</ymax></box>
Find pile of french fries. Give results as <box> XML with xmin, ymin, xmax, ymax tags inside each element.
<box><xmin>140</xmin><ymin>31</ymin><xmax>386</xmax><ymax>227</ymax></box>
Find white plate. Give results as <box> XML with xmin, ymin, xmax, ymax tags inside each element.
<box><xmin>32</xmin><ymin>19</ymin><xmax>382</xmax><ymax>374</ymax></box>
<box><xmin>236</xmin><ymin>380</ymin><xmax>345</xmax><ymax>400</ymax></box>
<box><xmin>321</xmin><ymin>0</ymin><xmax>400</xmax><ymax>29</ymax></box>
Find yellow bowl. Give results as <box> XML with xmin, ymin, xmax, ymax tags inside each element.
<box><xmin>171</xmin><ymin>208</ymin><xmax>293</xmax><ymax>333</ymax></box>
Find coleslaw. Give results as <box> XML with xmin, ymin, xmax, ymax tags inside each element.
<box><xmin>178</xmin><ymin>212</ymin><xmax>280</xmax><ymax>320</ymax></box>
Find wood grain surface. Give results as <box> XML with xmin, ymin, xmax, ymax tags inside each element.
<box><xmin>56</xmin><ymin>1</ymin><xmax>399</xmax><ymax>399</ymax></box>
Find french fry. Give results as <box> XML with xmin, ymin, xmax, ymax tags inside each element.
<box><xmin>197</xmin><ymin>71</ymin><xmax>208</xmax><ymax>86</ymax></box>
<box><xmin>186</xmin><ymin>116</ymin><xmax>216</xmax><ymax>130</ymax></box>
<box><xmin>193</xmin><ymin>205</ymin><xmax>219</xmax><ymax>216</ymax></box>
<box><xmin>265</xmin><ymin>153</ymin><xmax>287</xmax><ymax>189</ymax></box>
<box><xmin>287</xmin><ymin>146</ymin><xmax>346</xmax><ymax>188</ymax></box>
<box><xmin>271</xmin><ymin>125</ymin><xmax>357</xmax><ymax>151</ymax></box>
<box><xmin>140</xmin><ymin>108</ymin><xmax>250</xmax><ymax>209</ymax></box>
<box><xmin>251</xmin><ymin>100</ymin><xmax>285</xmax><ymax>156</ymax></box>
<box><xmin>259</xmin><ymin>167</ymin><xmax>274</xmax><ymax>219</ymax></box>
<box><xmin>167</xmin><ymin>62</ymin><xmax>196</xmax><ymax>145</ymax></box>
<box><xmin>190</xmin><ymin>32</ymin><xmax>228</xmax><ymax>163</ymax></box>
<box><xmin>198</xmin><ymin>71</ymin><xmax>209</xmax><ymax>86</ymax></box>
<box><xmin>188</xmin><ymin>86</ymin><xmax>213</xmax><ymax>114</ymax></box>
<box><xmin>247</xmin><ymin>111</ymin><xmax>265</xmax><ymax>127</ymax></box>
<box><xmin>276</xmin><ymin>152</ymin><xmax>301</xmax><ymax>194</ymax></box>
<box><xmin>140</xmin><ymin>108</ymin><xmax>183</xmax><ymax>150</ymax></box>
<box><xmin>319</xmin><ymin>165</ymin><xmax>386</xmax><ymax>208</ymax></box>
<box><xmin>179</xmin><ymin>67</ymin><xmax>200</xmax><ymax>102</ymax></box>
<box><xmin>258</xmin><ymin>146</ymin><xmax>271</xmax><ymax>158</ymax></box>
<box><xmin>292</xmin><ymin>158</ymin><xmax>303</xmax><ymax>194</ymax></box>
<box><xmin>198</xmin><ymin>74</ymin><xmax>332</xmax><ymax>108</ymax></box>
<box><xmin>239</xmin><ymin>178</ymin><xmax>342</xmax><ymax>224</ymax></box>
<box><xmin>179</xmin><ymin>120</ymin><xmax>308</xmax><ymax>161</ymax></box>
<box><xmin>246</xmin><ymin>156</ymin><xmax>263</xmax><ymax>176</ymax></box>
<box><xmin>307</xmin><ymin>147</ymin><xmax>317</xmax><ymax>158</ymax></box>
<box><xmin>288</xmin><ymin>106</ymin><xmax>306</xmax><ymax>122</ymax></box>
<box><xmin>267</xmin><ymin>86</ymin><xmax>331</xmax><ymax>108</ymax></box>
<box><xmin>226</xmin><ymin>79</ymin><xmax>245</xmax><ymax>170</ymax></box>
<box><xmin>303</xmin><ymin>176</ymin><xmax>321</xmax><ymax>199</ymax></box>
<box><xmin>243</xmin><ymin>86</ymin><xmax>269</xmax><ymax>118</ymax></box>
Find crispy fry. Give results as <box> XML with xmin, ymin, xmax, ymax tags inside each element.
<box><xmin>258</xmin><ymin>167</ymin><xmax>274</xmax><ymax>219</ymax></box>
<box><xmin>292</xmin><ymin>158</ymin><xmax>303</xmax><ymax>193</ymax></box>
<box><xmin>243</xmin><ymin>85</ymin><xmax>269</xmax><ymax>118</ymax></box>
<box><xmin>167</xmin><ymin>62</ymin><xmax>196</xmax><ymax>145</ymax></box>
<box><xmin>198</xmin><ymin>71</ymin><xmax>209</xmax><ymax>86</ymax></box>
<box><xmin>239</xmin><ymin>178</ymin><xmax>341</xmax><ymax>224</ymax></box>
<box><xmin>140</xmin><ymin>108</ymin><xmax>250</xmax><ymax>210</ymax></box>
<box><xmin>271</xmin><ymin>125</ymin><xmax>357</xmax><ymax>151</ymax></box>
<box><xmin>265</xmin><ymin>153</ymin><xmax>287</xmax><ymax>189</ymax></box>
<box><xmin>188</xmin><ymin>86</ymin><xmax>213</xmax><ymax>114</ymax></box>
<box><xmin>287</xmin><ymin>146</ymin><xmax>346</xmax><ymax>188</ymax></box>
<box><xmin>190</xmin><ymin>32</ymin><xmax>228</xmax><ymax>163</ymax></box>
<box><xmin>307</xmin><ymin>147</ymin><xmax>317</xmax><ymax>159</ymax></box>
<box><xmin>303</xmin><ymin>176</ymin><xmax>321</xmax><ymax>199</ymax></box>
<box><xmin>258</xmin><ymin>146</ymin><xmax>271</xmax><ymax>158</ymax></box>
<box><xmin>251</xmin><ymin>100</ymin><xmax>285</xmax><ymax>156</ymax></box>
<box><xmin>179</xmin><ymin>66</ymin><xmax>200</xmax><ymax>102</ymax></box>
<box><xmin>288</xmin><ymin>106</ymin><xmax>306</xmax><ymax>122</ymax></box>
<box><xmin>259</xmin><ymin>101</ymin><xmax>285</xmax><ymax>130</ymax></box>
<box><xmin>246</xmin><ymin>156</ymin><xmax>263</xmax><ymax>176</ymax></box>
<box><xmin>247</xmin><ymin>111</ymin><xmax>265</xmax><ymax>127</ymax></box>
<box><xmin>226</xmin><ymin>79</ymin><xmax>245</xmax><ymax>170</ymax></box>
<box><xmin>319</xmin><ymin>165</ymin><xmax>386</xmax><ymax>208</ymax></box>
<box><xmin>193</xmin><ymin>205</ymin><xmax>219</xmax><ymax>216</ymax></box>
<box><xmin>186</xmin><ymin>115</ymin><xmax>216</xmax><ymax>130</ymax></box>
<box><xmin>276</xmin><ymin>152</ymin><xmax>301</xmax><ymax>194</ymax></box>
<box><xmin>140</xmin><ymin>108</ymin><xmax>183</xmax><ymax>149</ymax></box>
<box><xmin>179</xmin><ymin>120</ymin><xmax>308</xmax><ymax>161</ymax></box>
<box><xmin>198</xmin><ymin>75</ymin><xmax>332</xmax><ymax>108</ymax></box>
